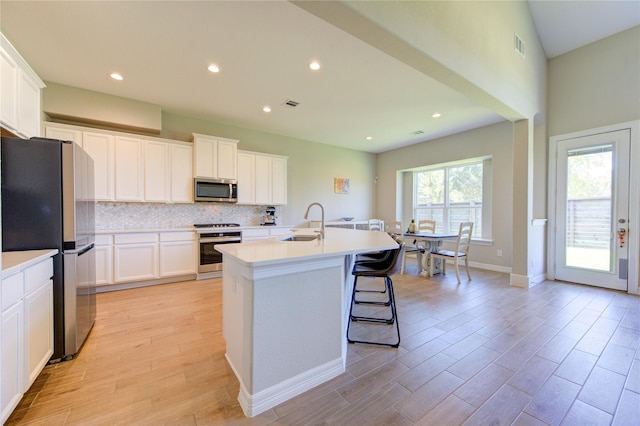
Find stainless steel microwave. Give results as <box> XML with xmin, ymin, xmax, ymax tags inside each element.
<box><xmin>194</xmin><ymin>178</ymin><xmax>238</xmax><ymax>202</ymax></box>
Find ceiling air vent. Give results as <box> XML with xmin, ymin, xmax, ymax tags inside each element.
<box><xmin>282</xmin><ymin>99</ymin><xmax>300</xmax><ymax>108</ymax></box>
<box><xmin>514</xmin><ymin>33</ymin><xmax>525</xmax><ymax>57</ymax></box>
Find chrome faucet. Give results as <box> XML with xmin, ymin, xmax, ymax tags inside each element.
<box><xmin>304</xmin><ymin>202</ymin><xmax>325</xmax><ymax>240</ymax></box>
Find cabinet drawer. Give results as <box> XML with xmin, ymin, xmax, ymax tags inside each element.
<box><xmin>114</xmin><ymin>233</ymin><xmax>158</xmax><ymax>245</ymax></box>
<box><xmin>242</xmin><ymin>229</ymin><xmax>269</xmax><ymax>239</ymax></box>
<box><xmin>269</xmin><ymin>227</ymin><xmax>291</xmax><ymax>237</ymax></box>
<box><xmin>95</xmin><ymin>234</ymin><xmax>113</xmax><ymax>246</ymax></box>
<box><xmin>160</xmin><ymin>232</ymin><xmax>195</xmax><ymax>242</ymax></box>
<box><xmin>24</xmin><ymin>260</ymin><xmax>53</xmax><ymax>293</ymax></box>
<box><xmin>2</xmin><ymin>272</ymin><xmax>23</xmax><ymax>310</ymax></box>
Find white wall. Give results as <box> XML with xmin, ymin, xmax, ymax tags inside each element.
<box><xmin>548</xmin><ymin>26</ymin><xmax>640</xmax><ymax>137</ymax></box>
<box><xmin>376</xmin><ymin>121</ymin><xmax>514</xmax><ymax>269</ymax></box>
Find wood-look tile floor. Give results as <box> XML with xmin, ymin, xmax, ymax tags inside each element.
<box><xmin>6</xmin><ymin>266</ymin><xmax>640</xmax><ymax>425</ymax></box>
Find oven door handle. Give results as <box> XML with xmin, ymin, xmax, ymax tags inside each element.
<box><xmin>200</xmin><ymin>237</ymin><xmax>242</xmax><ymax>243</ymax></box>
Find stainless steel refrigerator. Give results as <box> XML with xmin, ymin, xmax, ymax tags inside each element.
<box><xmin>1</xmin><ymin>136</ymin><xmax>96</xmax><ymax>361</ymax></box>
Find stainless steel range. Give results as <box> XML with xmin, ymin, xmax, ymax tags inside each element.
<box><xmin>195</xmin><ymin>223</ymin><xmax>242</xmax><ymax>277</ymax></box>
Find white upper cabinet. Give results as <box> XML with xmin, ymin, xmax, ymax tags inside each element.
<box><xmin>0</xmin><ymin>33</ymin><xmax>45</xmax><ymax>138</ymax></box>
<box><xmin>237</xmin><ymin>151</ymin><xmax>255</xmax><ymax>205</ymax></box>
<box><xmin>192</xmin><ymin>133</ymin><xmax>238</xmax><ymax>180</ymax></box>
<box><xmin>170</xmin><ymin>143</ymin><xmax>193</xmax><ymax>203</ymax></box>
<box><xmin>237</xmin><ymin>150</ymin><xmax>288</xmax><ymax>205</ymax></box>
<box><xmin>115</xmin><ymin>136</ymin><xmax>144</xmax><ymax>202</ymax></box>
<box><xmin>45</xmin><ymin>125</ymin><xmax>82</xmax><ymax>145</ymax></box>
<box><xmin>144</xmin><ymin>140</ymin><xmax>193</xmax><ymax>203</ymax></box>
<box><xmin>82</xmin><ymin>131</ymin><xmax>115</xmax><ymax>201</ymax></box>
<box><xmin>271</xmin><ymin>156</ymin><xmax>287</xmax><ymax>205</ymax></box>
<box><xmin>144</xmin><ymin>140</ymin><xmax>170</xmax><ymax>202</ymax></box>
<box><xmin>44</xmin><ymin>122</ymin><xmax>194</xmax><ymax>203</ymax></box>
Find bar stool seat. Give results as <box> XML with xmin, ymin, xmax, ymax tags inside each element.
<box><xmin>347</xmin><ymin>241</ymin><xmax>404</xmax><ymax>348</ymax></box>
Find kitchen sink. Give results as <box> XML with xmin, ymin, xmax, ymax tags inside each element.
<box><xmin>280</xmin><ymin>234</ymin><xmax>320</xmax><ymax>242</ymax></box>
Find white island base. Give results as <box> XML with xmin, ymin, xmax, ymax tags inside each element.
<box><xmin>218</xmin><ymin>228</ymin><xmax>397</xmax><ymax>417</ymax></box>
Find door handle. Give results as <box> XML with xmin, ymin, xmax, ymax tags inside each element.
<box><xmin>618</xmin><ymin>228</ymin><xmax>627</xmax><ymax>248</ymax></box>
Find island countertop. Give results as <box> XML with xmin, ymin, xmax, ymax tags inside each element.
<box><xmin>216</xmin><ymin>227</ymin><xmax>397</xmax><ymax>266</ymax></box>
<box><xmin>2</xmin><ymin>249</ymin><xmax>59</xmax><ymax>278</ymax></box>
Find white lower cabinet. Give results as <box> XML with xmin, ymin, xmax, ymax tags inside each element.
<box><xmin>1</xmin><ymin>255</ymin><xmax>54</xmax><ymax>424</ymax></box>
<box><xmin>99</xmin><ymin>231</ymin><xmax>197</xmax><ymax>286</ymax></box>
<box><xmin>114</xmin><ymin>233</ymin><xmax>159</xmax><ymax>283</ymax></box>
<box><xmin>242</xmin><ymin>228</ymin><xmax>270</xmax><ymax>242</ymax></box>
<box><xmin>95</xmin><ymin>234</ymin><xmax>113</xmax><ymax>286</ymax></box>
<box><xmin>1</xmin><ymin>302</ymin><xmax>23</xmax><ymax>424</ymax></box>
<box><xmin>23</xmin><ymin>283</ymin><xmax>53</xmax><ymax>388</ymax></box>
<box><xmin>242</xmin><ymin>227</ymin><xmax>292</xmax><ymax>242</ymax></box>
<box><xmin>160</xmin><ymin>232</ymin><xmax>196</xmax><ymax>277</ymax></box>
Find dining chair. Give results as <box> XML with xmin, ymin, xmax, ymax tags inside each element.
<box><xmin>400</xmin><ymin>219</ymin><xmax>435</xmax><ymax>274</ymax></box>
<box><xmin>368</xmin><ymin>219</ymin><xmax>382</xmax><ymax>231</ymax></box>
<box><xmin>429</xmin><ymin>221</ymin><xmax>473</xmax><ymax>283</ymax></box>
<box><xmin>418</xmin><ymin>219</ymin><xmax>436</xmax><ymax>233</ymax></box>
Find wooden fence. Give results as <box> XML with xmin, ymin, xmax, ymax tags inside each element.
<box><xmin>567</xmin><ymin>197</ymin><xmax>611</xmax><ymax>249</ymax></box>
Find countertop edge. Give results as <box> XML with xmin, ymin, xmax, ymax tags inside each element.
<box><xmin>2</xmin><ymin>249</ymin><xmax>58</xmax><ymax>277</ymax></box>
<box><xmin>95</xmin><ymin>225</ymin><xmax>294</xmax><ymax>234</ymax></box>
<box><xmin>217</xmin><ymin>228</ymin><xmax>397</xmax><ymax>266</ymax></box>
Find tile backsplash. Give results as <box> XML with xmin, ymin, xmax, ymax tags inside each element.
<box><xmin>96</xmin><ymin>202</ymin><xmax>281</xmax><ymax>230</ymax></box>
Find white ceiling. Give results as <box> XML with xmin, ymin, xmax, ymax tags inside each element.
<box><xmin>1</xmin><ymin>1</ymin><xmax>638</xmax><ymax>153</ymax></box>
<box><xmin>528</xmin><ymin>0</ymin><xmax>640</xmax><ymax>58</ymax></box>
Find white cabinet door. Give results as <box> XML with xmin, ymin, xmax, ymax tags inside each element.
<box><xmin>193</xmin><ymin>134</ymin><xmax>238</xmax><ymax>179</ymax></box>
<box><xmin>160</xmin><ymin>240</ymin><xmax>196</xmax><ymax>276</ymax></box>
<box><xmin>0</xmin><ymin>47</ymin><xmax>19</xmax><ymax>132</ymax></box>
<box><xmin>254</xmin><ymin>155</ymin><xmax>272</xmax><ymax>205</ymax></box>
<box><xmin>194</xmin><ymin>136</ymin><xmax>217</xmax><ymax>178</ymax></box>
<box><xmin>242</xmin><ymin>228</ymin><xmax>269</xmax><ymax>242</ymax></box>
<box><xmin>217</xmin><ymin>140</ymin><xmax>238</xmax><ymax>179</ymax></box>
<box><xmin>45</xmin><ymin>125</ymin><xmax>82</xmax><ymax>146</ymax></box>
<box><xmin>95</xmin><ymin>243</ymin><xmax>113</xmax><ymax>286</ymax></box>
<box><xmin>271</xmin><ymin>156</ymin><xmax>287</xmax><ymax>205</ymax></box>
<box><xmin>237</xmin><ymin>152</ymin><xmax>255</xmax><ymax>204</ymax></box>
<box><xmin>114</xmin><ymin>244</ymin><xmax>158</xmax><ymax>282</ymax></box>
<box><xmin>83</xmin><ymin>132</ymin><xmax>115</xmax><ymax>201</ymax></box>
<box><xmin>0</xmin><ymin>34</ymin><xmax>44</xmax><ymax>138</ymax></box>
<box><xmin>115</xmin><ymin>136</ymin><xmax>144</xmax><ymax>201</ymax></box>
<box><xmin>170</xmin><ymin>144</ymin><xmax>193</xmax><ymax>203</ymax></box>
<box><xmin>1</xmin><ymin>302</ymin><xmax>23</xmax><ymax>424</ymax></box>
<box><xmin>114</xmin><ymin>234</ymin><xmax>159</xmax><ymax>283</ymax></box>
<box><xmin>23</xmin><ymin>282</ymin><xmax>53</xmax><ymax>389</ymax></box>
<box><xmin>144</xmin><ymin>140</ymin><xmax>170</xmax><ymax>202</ymax></box>
<box><xmin>18</xmin><ymin>71</ymin><xmax>41</xmax><ymax>138</ymax></box>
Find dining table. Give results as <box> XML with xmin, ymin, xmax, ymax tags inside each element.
<box><xmin>403</xmin><ymin>231</ymin><xmax>458</xmax><ymax>275</ymax></box>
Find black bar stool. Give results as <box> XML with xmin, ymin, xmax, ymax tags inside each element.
<box><xmin>347</xmin><ymin>241</ymin><xmax>404</xmax><ymax>348</ymax></box>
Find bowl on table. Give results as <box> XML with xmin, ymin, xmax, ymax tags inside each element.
<box><xmin>342</xmin><ymin>217</ymin><xmax>354</xmax><ymax>222</ymax></box>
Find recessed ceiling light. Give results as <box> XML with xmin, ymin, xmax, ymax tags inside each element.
<box><xmin>110</xmin><ymin>73</ymin><xmax>123</xmax><ymax>81</ymax></box>
<box><xmin>432</xmin><ymin>112</ymin><xmax>442</xmax><ymax>118</ymax></box>
<box><xmin>309</xmin><ymin>61</ymin><xmax>321</xmax><ymax>71</ymax></box>
<box><xmin>366</xmin><ymin>136</ymin><xmax>373</xmax><ymax>140</ymax></box>
<box><xmin>263</xmin><ymin>106</ymin><xmax>271</xmax><ymax>113</ymax></box>
<box><xmin>207</xmin><ymin>64</ymin><xmax>220</xmax><ymax>73</ymax></box>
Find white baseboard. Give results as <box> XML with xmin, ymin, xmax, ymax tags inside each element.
<box><xmin>469</xmin><ymin>261</ymin><xmax>511</xmax><ymax>274</ymax></box>
<box><xmin>510</xmin><ymin>273</ymin><xmax>544</xmax><ymax>288</ymax></box>
<box><xmin>236</xmin><ymin>357</ymin><xmax>345</xmax><ymax>417</ymax></box>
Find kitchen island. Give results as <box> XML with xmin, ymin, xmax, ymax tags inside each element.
<box><xmin>216</xmin><ymin>227</ymin><xmax>397</xmax><ymax>417</ymax></box>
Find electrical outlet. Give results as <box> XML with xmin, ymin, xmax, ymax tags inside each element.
<box><xmin>497</xmin><ymin>250</ymin><xmax>503</xmax><ymax>257</ymax></box>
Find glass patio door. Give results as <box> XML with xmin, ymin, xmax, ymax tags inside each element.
<box><xmin>554</xmin><ymin>129</ymin><xmax>630</xmax><ymax>291</ymax></box>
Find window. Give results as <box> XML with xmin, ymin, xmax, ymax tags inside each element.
<box><xmin>414</xmin><ymin>159</ymin><xmax>489</xmax><ymax>238</ymax></box>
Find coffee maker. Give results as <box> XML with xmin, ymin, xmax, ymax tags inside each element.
<box><xmin>264</xmin><ymin>206</ymin><xmax>276</xmax><ymax>225</ymax></box>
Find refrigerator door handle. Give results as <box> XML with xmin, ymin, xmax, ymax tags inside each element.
<box><xmin>77</xmin><ymin>243</ymin><xmax>94</xmax><ymax>256</ymax></box>
<box><xmin>64</xmin><ymin>242</ymin><xmax>94</xmax><ymax>256</ymax></box>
